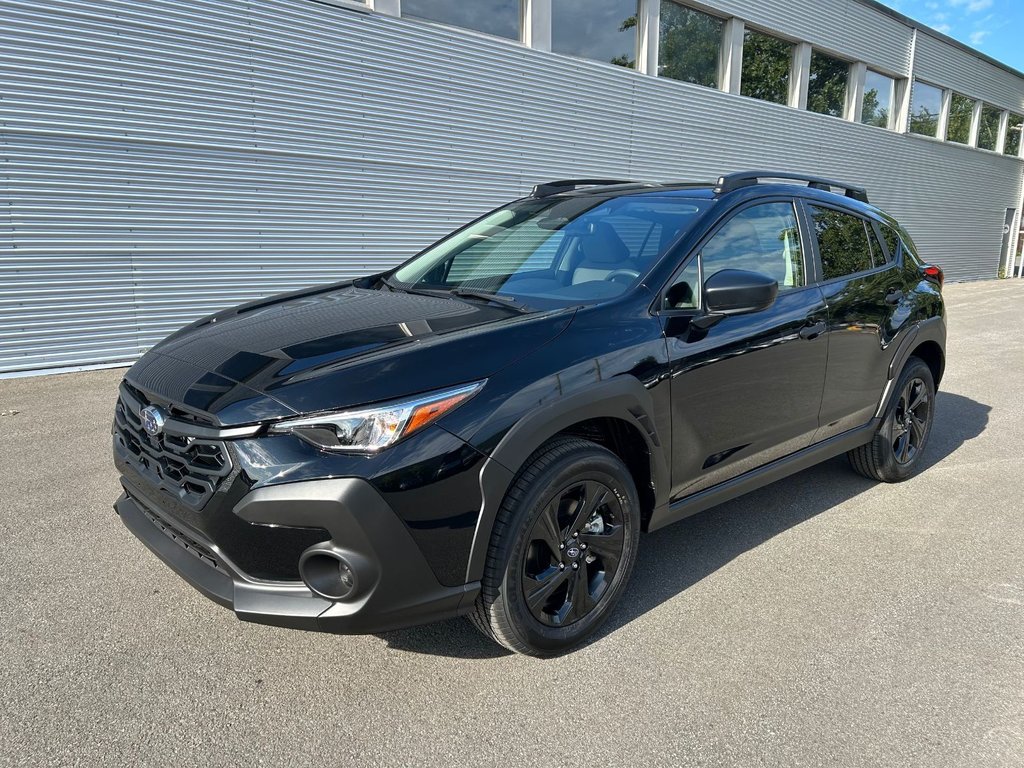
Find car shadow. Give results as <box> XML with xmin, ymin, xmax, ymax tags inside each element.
<box><xmin>375</xmin><ymin>392</ymin><xmax>989</xmax><ymax>660</ymax></box>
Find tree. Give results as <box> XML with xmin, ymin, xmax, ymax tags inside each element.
<box><xmin>807</xmin><ymin>52</ymin><xmax>848</xmax><ymax>117</ymax></box>
<box><xmin>658</xmin><ymin>5</ymin><xmax>722</xmax><ymax>87</ymax></box>
<box><xmin>741</xmin><ymin>31</ymin><xmax>792</xmax><ymax>104</ymax></box>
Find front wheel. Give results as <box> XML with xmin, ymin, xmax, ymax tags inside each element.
<box><xmin>847</xmin><ymin>356</ymin><xmax>936</xmax><ymax>483</ymax></box>
<box><xmin>470</xmin><ymin>438</ymin><xmax>641</xmax><ymax>656</ymax></box>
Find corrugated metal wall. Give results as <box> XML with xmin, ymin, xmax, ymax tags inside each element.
<box><xmin>914</xmin><ymin>32</ymin><xmax>1024</xmax><ymax>110</ymax></box>
<box><xmin>1</xmin><ymin>0</ymin><xmax>1022</xmax><ymax>374</ymax></box>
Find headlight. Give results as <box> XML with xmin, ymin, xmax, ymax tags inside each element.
<box><xmin>268</xmin><ymin>381</ymin><xmax>484</xmax><ymax>453</ymax></box>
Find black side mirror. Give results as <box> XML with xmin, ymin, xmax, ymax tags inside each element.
<box><xmin>704</xmin><ymin>269</ymin><xmax>778</xmax><ymax>315</ymax></box>
<box><xmin>686</xmin><ymin>269</ymin><xmax>778</xmax><ymax>331</ymax></box>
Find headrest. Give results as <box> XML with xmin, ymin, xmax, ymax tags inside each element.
<box><xmin>578</xmin><ymin>221</ymin><xmax>631</xmax><ymax>265</ymax></box>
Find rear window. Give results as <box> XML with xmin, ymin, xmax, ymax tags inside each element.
<box><xmin>810</xmin><ymin>206</ymin><xmax>874</xmax><ymax>280</ymax></box>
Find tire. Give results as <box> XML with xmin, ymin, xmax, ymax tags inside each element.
<box><xmin>847</xmin><ymin>356</ymin><xmax>936</xmax><ymax>483</ymax></box>
<box><xmin>470</xmin><ymin>437</ymin><xmax>641</xmax><ymax>656</ymax></box>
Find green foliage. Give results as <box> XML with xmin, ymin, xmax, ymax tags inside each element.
<box><xmin>807</xmin><ymin>51</ymin><xmax>848</xmax><ymax>118</ymax></box>
<box><xmin>861</xmin><ymin>88</ymin><xmax>890</xmax><ymax>128</ymax></box>
<box><xmin>741</xmin><ymin>31</ymin><xmax>791</xmax><ymax>105</ymax></box>
<box><xmin>658</xmin><ymin>4</ymin><xmax>722</xmax><ymax>88</ymax></box>
<box><xmin>610</xmin><ymin>13</ymin><xmax>637</xmax><ymax>68</ymax></box>
<box><xmin>812</xmin><ymin>207</ymin><xmax>873</xmax><ymax>280</ymax></box>
<box><xmin>978</xmin><ymin>105</ymin><xmax>1002</xmax><ymax>151</ymax></box>
<box><xmin>1005</xmin><ymin>114</ymin><xmax>1023</xmax><ymax>156</ymax></box>
<box><xmin>946</xmin><ymin>93</ymin><xmax>973</xmax><ymax>144</ymax></box>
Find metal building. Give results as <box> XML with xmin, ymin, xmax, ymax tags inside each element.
<box><xmin>2</xmin><ymin>0</ymin><xmax>1022</xmax><ymax>375</ymax></box>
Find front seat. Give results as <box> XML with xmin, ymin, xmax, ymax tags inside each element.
<box><xmin>572</xmin><ymin>221</ymin><xmax>632</xmax><ymax>285</ymax></box>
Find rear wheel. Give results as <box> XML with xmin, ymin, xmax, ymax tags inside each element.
<box><xmin>847</xmin><ymin>356</ymin><xmax>935</xmax><ymax>482</ymax></box>
<box><xmin>470</xmin><ymin>438</ymin><xmax>640</xmax><ymax>656</ymax></box>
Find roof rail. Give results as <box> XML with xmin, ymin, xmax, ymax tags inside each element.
<box><xmin>714</xmin><ymin>171</ymin><xmax>870</xmax><ymax>204</ymax></box>
<box><xmin>531</xmin><ymin>179</ymin><xmax>638</xmax><ymax>198</ymax></box>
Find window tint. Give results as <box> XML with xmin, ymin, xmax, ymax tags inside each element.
<box><xmin>865</xmin><ymin>224</ymin><xmax>886</xmax><ymax>266</ymax></box>
<box><xmin>402</xmin><ymin>0</ymin><xmax>521</xmax><ymax>40</ymax></box>
<box><xmin>909</xmin><ymin>81</ymin><xmax>942</xmax><ymax>137</ymax></box>
<box><xmin>667</xmin><ymin>257</ymin><xmax>700</xmax><ymax>310</ymax></box>
<box><xmin>978</xmin><ymin>104</ymin><xmax>1002</xmax><ymax>151</ymax></box>
<box><xmin>808</xmin><ymin>50</ymin><xmax>848</xmax><ymax>118</ymax></box>
<box><xmin>701</xmin><ymin>203</ymin><xmax>804</xmax><ymax>290</ymax></box>
<box><xmin>553</xmin><ymin>0</ymin><xmax>638</xmax><ymax>68</ymax></box>
<box><xmin>658</xmin><ymin>1</ymin><xmax>723</xmax><ymax>88</ymax></box>
<box><xmin>811</xmin><ymin>206</ymin><xmax>874</xmax><ymax>280</ymax></box>
<box><xmin>880</xmin><ymin>225</ymin><xmax>902</xmax><ymax>263</ymax></box>
<box><xmin>1004</xmin><ymin>114</ymin><xmax>1023</xmax><ymax>157</ymax></box>
<box><xmin>861</xmin><ymin>70</ymin><xmax>894</xmax><ymax>128</ymax></box>
<box><xmin>741</xmin><ymin>30</ymin><xmax>793</xmax><ymax>105</ymax></box>
<box><xmin>946</xmin><ymin>93</ymin><xmax>973</xmax><ymax>144</ymax></box>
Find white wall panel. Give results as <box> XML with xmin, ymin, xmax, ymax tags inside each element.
<box><xmin>914</xmin><ymin>32</ymin><xmax>1024</xmax><ymax>111</ymax></box>
<box><xmin>0</xmin><ymin>0</ymin><xmax>1021</xmax><ymax>374</ymax></box>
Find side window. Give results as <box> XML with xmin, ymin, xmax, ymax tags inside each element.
<box><xmin>866</xmin><ymin>224</ymin><xmax>886</xmax><ymax>267</ymax></box>
<box><xmin>811</xmin><ymin>206</ymin><xmax>873</xmax><ymax>280</ymax></box>
<box><xmin>666</xmin><ymin>257</ymin><xmax>701</xmax><ymax>310</ymax></box>
<box><xmin>879</xmin><ymin>224</ymin><xmax>902</xmax><ymax>263</ymax></box>
<box><xmin>700</xmin><ymin>202</ymin><xmax>804</xmax><ymax>290</ymax></box>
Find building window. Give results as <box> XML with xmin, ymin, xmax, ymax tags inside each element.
<box><xmin>552</xmin><ymin>0</ymin><xmax>639</xmax><ymax>69</ymax></box>
<box><xmin>658</xmin><ymin>2</ymin><xmax>723</xmax><ymax>88</ymax></box>
<box><xmin>946</xmin><ymin>93</ymin><xmax>974</xmax><ymax>144</ymax></box>
<box><xmin>741</xmin><ymin>30</ymin><xmax>793</xmax><ymax>105</ymax></box>
<box><xmin>807</xmin><ymin>50</ymin><xmax>848</xmax><ymax>118</ymax></box>
<box><xmin>978</xmin><ymin>104</ymin><xmax>1002</xmax><ymax>151</ymax></box>
<box><xmin>402</xmin><ymin>0</ymin><xmax>521</xmax><ymax>40</ymax></box>
<box><xmin>1005</xmin><ymin>114</ymin><xmax>1023</xmax><ymax>157</ymax></box>
<box><xmin>909</xmin><ymin>81</ymin><xmax>942</xmax><ymax>138</ymax></box>
<box><xmin>861</xmin><ymin>70</ymin><xmax>894</xmax><ymax>128</ymax></box>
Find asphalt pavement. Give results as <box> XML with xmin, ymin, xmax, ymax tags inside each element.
<box><xmin>1</xmin><ymin>279</ymin><xmax>1022</xmax><ymax>767</ymax></box>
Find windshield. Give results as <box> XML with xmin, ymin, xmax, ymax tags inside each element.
<box><xmin>391</xmin><ymin>195</ymin><xmax>711</xmax><ymax>308</ymax></box>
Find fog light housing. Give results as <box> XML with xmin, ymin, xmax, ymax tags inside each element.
<box><xmin>299</xmin><ymin>548</ymin><xmax>359</xmax><ymax>600</ymax></box>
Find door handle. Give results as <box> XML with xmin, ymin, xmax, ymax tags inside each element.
<box><xmin>798</xmin><ymin>321</ymin><xmax>827</xmax><ymax>340</ymax></box>
<box><xmin>884</xmin><ymin>288</ymin><xmax>904</xmax><ymax>305</ymax></box>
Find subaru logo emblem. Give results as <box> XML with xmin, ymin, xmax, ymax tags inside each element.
<box><xmin>140</xmin><ymin>405</ymin><xmax>167</xmax><ymax>436</ymax></box>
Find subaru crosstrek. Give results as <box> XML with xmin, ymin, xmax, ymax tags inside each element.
<box><xmin>112</xmin><ymin>171</ymin><xmax>946</xmax><ymax>656</ymax></box>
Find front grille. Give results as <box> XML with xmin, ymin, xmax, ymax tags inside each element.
<box><xmin>114</xmin><ymin>391</ymin><xmax>231</xmax><ymax>510</ymax></box>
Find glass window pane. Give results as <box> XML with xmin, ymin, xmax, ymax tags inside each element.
<box><xmin>552</xmin><ymin>0</ymin><xmax>638</xmax><ymax>69</ymax></box>
<box><xmin>402</xmin><ymin>0</ymin><xmax>521</xmax><ymax>39</ymax></box>
<box><xmin>658</xmin><ymin>2</ymin><xmax>723</xmax><ymax>88</ymax></box>
<box><xmin>880</xmin><ymin>224</ymin><xmax>901</xmax><ymax>262</ymax></box>
<box><xmin>701</xmin><ymin>203</ymin><xmax>804</xmax><ymax>290</ymax></box>
<box><xmin>946</xmin><ymin>93</ymin><xmax>974</xmax><ymax>144</ymax></box>
<box><xmin>807</xmin><ymin>50</ymin><xmax>848</xmax><ymax>118</ymax></box>
<box><xmin>1005</xmin><ymin>114</ymin><xmax>1023</xmax><ymax>157</ymax></box>
<box><xmin>978</xmin><ymin>104</ymin><xmax>1002</xmax><ymax>151</ymax></box>
<box><xmin>909</xmin><ymin>81</ymin><xmax>942</xmax><ymax>138</ymax></box>
<box><xmin>811</xmin><ymin>206</ymin><xmax>873</xmax><ymax>280</ymax></box>
<box><xmin>861</xmin><ymin>70</ymin><xmax>894</xmax><ymax>128</ymax></box>
<box><xmin>741</xmin><ymin>30</ymin><xmax>793</xmax><ymax>105</ymax></box>
<box><xmin>666</xmin><ymin>257</ymin><xmax>700</xmax><ymax>310</ymax></box>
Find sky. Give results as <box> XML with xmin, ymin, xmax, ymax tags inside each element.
<box><xmin>881</xmin><ymin>0</ymin><xmax>1022</xmax><ymax>70</ymax></box>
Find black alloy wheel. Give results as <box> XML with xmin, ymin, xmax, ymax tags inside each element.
<box><xmin>847</xmin><ymin>355</ymin><xmax>936</xmax><ymax>483</ymax></box>
<box><xmin>471</xmin><ymin>437</ymin><xmax>641</xmax><ymax>656</ymax></box>
<box><xmin>889</xmin><ymin>376</ymin><xmax>931</xmax><ymax>465</ymax></box>
<box><xmin>521</xmin><ymin>479</ymin><xmax>626</xmax><ymax>627</ymax></box>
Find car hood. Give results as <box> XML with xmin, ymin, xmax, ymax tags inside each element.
<box><xmin>125</xmin><ymin>283</ymin><xmax>574</xmax><ymax>426</ymax></box>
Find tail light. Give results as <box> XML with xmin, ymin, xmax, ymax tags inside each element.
<box><xmin>921</xmin><ymin>264</ymin><xmax>944</xmax><ymax>289</ymax></box>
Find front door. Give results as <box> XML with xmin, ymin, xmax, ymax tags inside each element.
<box><xmin>664</xmin><ymin>201</ymin><xmax>829</xmax><ymax>500</ymax></box>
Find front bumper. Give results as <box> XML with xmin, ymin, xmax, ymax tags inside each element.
<box><xmin>115</xmin><ymin>476</ymin><xmax>480</xmax><ymax>634</ymax></box>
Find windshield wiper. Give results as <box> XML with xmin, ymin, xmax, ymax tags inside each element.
<box><xmin>381</xmin><ymin>276</ymin><xmax>449</xmax><ymax>300</ymax></box>
<box><xmin>450</xmin><ymin>287</ymin><xmax>531</xmax><ymax>313</ymax></box>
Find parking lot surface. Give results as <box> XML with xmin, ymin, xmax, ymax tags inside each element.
<box><xmin>1</xmin><ymin>280</ymin><xmax>1022</xmax><ymax>767</ymax></box>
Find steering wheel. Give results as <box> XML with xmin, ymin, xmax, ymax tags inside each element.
<box><xmin>605</xmin><ymin>269</ymin><xmax>640</xmax><ymax>286</ymax></box>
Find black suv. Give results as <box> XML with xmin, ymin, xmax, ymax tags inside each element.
<box><xmin>112</xmin><ymin>171</ymin><xmax>945</xmax><ymax>656</ymax></box>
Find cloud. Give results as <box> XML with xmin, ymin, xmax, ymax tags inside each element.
<box><xmin>969</xmin><ymin>29</ymin><xmax>990</xmax><ymax>44</ymax></box>
<box><xmin>947</xmin><ymin>0</ymin><xmax>993</xmax><ymax>13</ymax></box>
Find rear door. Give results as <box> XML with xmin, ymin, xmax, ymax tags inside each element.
<box><xmin>803</xmin><ymin>201</ymin><xmax>908</xmax><ymax>440</ymax></box>
<box><xmin>663</xmin><ymin>200</ymin><xmax>829</xmax><ymax>499</ymax></box>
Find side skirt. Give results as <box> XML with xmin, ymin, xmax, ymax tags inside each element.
<box><xmin>648</xmin><ymin>420</ymin><xmax>879</xmax><ymax>532</ymax></box>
